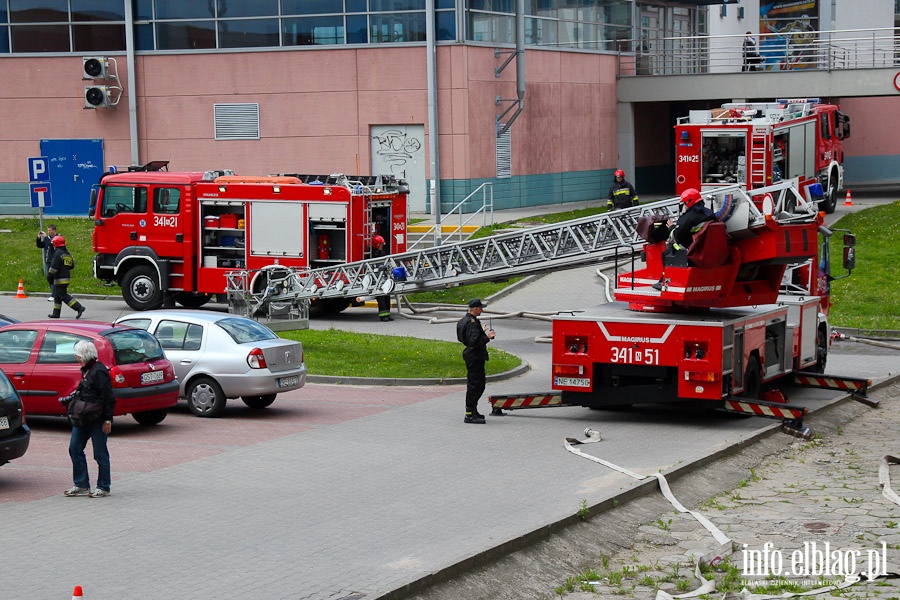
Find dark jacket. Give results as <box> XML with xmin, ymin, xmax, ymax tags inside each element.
<box><xmin>78</xmin><ymin>358</ymin><xmax>116</xmax><ymax>423</ymax></box>
<box><xmin>36</xmin><ymin>234</ymin><xmax>56</xmax><ymax>266</ymax></box>
<box><xmin>607</xmin><ymin>180</ymin><xmax>639</xmax><ymax>210</ymax></box>
<box><xmin>457</xmin><ymin>313</ymin><xmax>490</xmax><ymax>362</ymax></box>
<box><xmin>47</xmin><ymin>246</ymin><xmax>75</xmax><ymax>285</ymax></box>
<box><xmin>670</xmin><ymin>203</ymin><xmax>715</xmax><ymax>250</ymax></box>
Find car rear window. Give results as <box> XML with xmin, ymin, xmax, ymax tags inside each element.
<box><xmin>103</xmin><ymin>329</ymin><xmax>166</xmax><ymax>364</ymax></box>
<box><xmin>215</xmin><ymin>318</ymin><xmax>278</xmax><ymax>344</ymax></box>
<box><xmin>0</xmin><ymin>371</ymin><xmax>18</xmax><ymax>401</ymax></box>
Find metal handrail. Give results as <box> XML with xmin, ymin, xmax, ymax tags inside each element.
<box><xmin>618</xmin><ymin>26</ymin><xmax>900</xmax><ymax>77</ymax></box>
<box><xmin>408</xmin><ymin>182</ymin><xmax>494</xmax><ymax>249</ymax></box>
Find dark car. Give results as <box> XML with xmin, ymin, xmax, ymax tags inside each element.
<box><xmin>0</xmin><ymin>367</ymin><xmax>30</xmax><ymax>466</ymax></box>
<box><xmin>0</xmin><ymin>313</ymin><xmax>20</xmax><ymax>327</ymax></box>
<box><xmin>0</xmin><ymin>321</ymin><xmax>180</xmax><ymax>426</ymax></box>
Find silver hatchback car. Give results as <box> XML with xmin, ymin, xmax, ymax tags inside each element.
<box><xmin>116</xmin><ymin>310</ymin><xmax>306</xmax><ymax>417</ymax></box>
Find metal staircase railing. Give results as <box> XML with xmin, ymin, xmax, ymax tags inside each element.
<box><xmin>408</xmin><ymin>182</ymin><xmax>494</xmax><ymax>250</ymax></box>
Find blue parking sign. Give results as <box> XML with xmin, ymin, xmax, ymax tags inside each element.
<box><xmin>30</xmin><ymin>182</ymin><xmax>53</xmax><ymax>208</ymax></box>
<box><xmin>28</xmin><ymin>156</ymin><xmax>49</xmax><ymax>182</ymax></box>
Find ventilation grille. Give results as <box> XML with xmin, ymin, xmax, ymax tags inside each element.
<box><xmin>496</xmin><ymin>126</ymin><xmax>511</xmax><ymax>179</ymax></box>
<box><xmin>214</xmin><ymin>103</ymin><xmax>260</xmax><ymax>140</ymax></box>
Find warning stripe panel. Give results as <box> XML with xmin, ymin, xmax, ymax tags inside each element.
<box><xmin>793</xmin><ymin>373</ymin><xmax>870</xmax><ymax>393</ymax></box>
<box><xmin>489</xmin><ymin>393</ymin><xmax>564</xmax><ymax>409</ymax></box>
<box><xmin>724</xmin><ymin>400</ymin><xmax>807</xmax><ymax>420</ymax></box>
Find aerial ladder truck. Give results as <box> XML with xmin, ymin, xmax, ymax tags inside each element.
<box><xmin>225</xmin><ymin>181</ymin><xmax>868</xmax><ymax>436</ymax></box>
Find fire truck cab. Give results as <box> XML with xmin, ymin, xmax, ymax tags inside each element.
<box><xmin>675</xmin><ymin>99</ymin><xmax>849</xmax><ymax>213</ymax></box>
<box><xmin>91</xmin><ymin>163</ymin><xmax>408</xmax><ymax>312</ymax></box>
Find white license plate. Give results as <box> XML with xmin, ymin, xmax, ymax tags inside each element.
<box><xmin>141</xmin><ymin>370</ymin><xmax>164</xmax><ymax>384</ymax></box>
<box><xmin>278</xmin><ymin>376</ymin><xmax>299</xmax><ymax>388</ymax></box>
<box><xmin>554</xmin><ymin>376</ymin><xmax>591</xmax><ymax>388</ymax></box>
<box><xmin>0</xmin><ymin>416</ymin><xmax>8</xmax><ymax>430</ymax></box>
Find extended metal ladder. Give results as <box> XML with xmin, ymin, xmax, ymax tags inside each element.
<box><xmin>226</xmin><ymin>195</ymin><xmax>690</xmax><ymax>316</ymax></box>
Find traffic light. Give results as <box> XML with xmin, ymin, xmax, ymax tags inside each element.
<box><xmin>84</xmin><ymin>85</ymin><xmax>112</xmax><ymax>108</ymax></box>
<box><xmin>82</xmin><ymin>56</ymin><xmax>109</xmax><ymax>80</ymax></box>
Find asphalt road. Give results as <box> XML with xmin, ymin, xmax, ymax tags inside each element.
<box><xmin>0</xmin><ymin>192</ymin><xmax>897</xmax><ymax>600</ymax></box>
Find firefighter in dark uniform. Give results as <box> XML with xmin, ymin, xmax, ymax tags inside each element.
<box><xmin>371</xmin><ymin>235</ymin><xmax>393</xmax><ymax>321</ymax></box>
<box><xmin>456</xmin><ymin>298</ymin><xmax>500</xmax><ymax>423</ymax></box>
<box><xmin>607</xmin><ymin>169</ymin><xmax>639</xmax><ymax>210</ymax></box>
<box><xmin>47</xmin><ymin>236</ymin><xmax>86</xmax><ymax>319</ymax></box>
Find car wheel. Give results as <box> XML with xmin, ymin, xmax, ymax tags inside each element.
<box><xmin>122</xmin><ymin>265</ymin><xmax>164</xmax><ymax>311</ymax></box>
<box><xmin>742</xmin><ymin>355</ymin><xmax>762</xmax><ymax>400</ymax></box>
<box><xmin>812</xmin><ymin>327</ymin><xmax>828</xmax><ymax>373</ymax></box>
<box><xmin>242</xmin><ymin>394</ymin><xmax>276</xmax><ymax>409</ymax></box>
<box><xmin>186</xmin><ymin>376</ymin><xmax>226</xmax><ymax>418</ymax></box>
<box><xmin>132</xmin><ymin>408</ymin><xmax>169</xmax><ymax>426</ymax></box>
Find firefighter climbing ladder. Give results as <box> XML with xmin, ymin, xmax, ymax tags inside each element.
<box><xmin>226</xmin><ymin>193</ymin><xmax>692</xmax><ymax>317</ymax></box>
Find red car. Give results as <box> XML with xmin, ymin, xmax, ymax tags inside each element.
<box><xmin>0</xmin><ymin>321</ymin><xmax>179</xmax><ymax>425</ymax></box>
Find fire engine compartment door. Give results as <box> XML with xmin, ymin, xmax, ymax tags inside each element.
<box><xmin>775</xmin><ymin>121</ymin><xmax>816</xmax><ymax>181</ymax></box>
<box><xmin>700</xmin><ymin>130</ymin><xmax>746</xmax><ymax>187</ymax></box>
<box><xmin>249</xmin><ymin>201</ymin><xmax>304</xmax><ymax>257</ymax></box>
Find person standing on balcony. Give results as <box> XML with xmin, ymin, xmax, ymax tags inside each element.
<box><xmin>743</xmin><ymin>31</ymin><xmax>761</xmax><ymax>71</ymax></box>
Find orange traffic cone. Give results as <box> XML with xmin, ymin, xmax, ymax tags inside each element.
<box><xmin>72</xmin><ymin>585</ymin><xmax>84</xmax><ymax>600</ymax></box>
<box><xmin>844</xmin><ymin>189</ymin><xmax>853</xmax><ymax>206</ymax></box>
<box><xmin>15</xmin><ymin>279</ymin><xmax>26</xmax><ymax>299</ymax></box>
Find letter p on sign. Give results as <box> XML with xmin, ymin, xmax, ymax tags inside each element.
<box><xmin>28</xmin><ymin>156</ymin><xmax>49</xmax><ymax>182</ymax></box>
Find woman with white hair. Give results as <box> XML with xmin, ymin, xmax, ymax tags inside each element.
<box><xmin>61</xmin><ymin>340</ymin><xmax>116</xmax><ymax>498</ymax></box>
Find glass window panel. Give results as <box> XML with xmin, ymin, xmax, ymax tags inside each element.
<box><xmin>469</xmin><ymin>0</ymin><xmax>512</xmax><ymax>12</ymax></box>
<box><xmin>436</xmin><ymin>0</ymin><xmax>454</xmax><ymax>8</ymax></box>
<box><xmin>9</xmin><ymin>0</ymin><xmax>68</xmax><ymax>23</ymax></box>
<box><xmin>0</xmin><ymin>27</ymin><xmax>8</xmax><ymax>52</ymax></box>
<box><xmin>436</xmin><ymin>10</ymin><xmax>455</xmax><ymax>40</ymax></box>
<box><xmin>370</xmin><ymin>12</ymin><xmax>425</xmax><ymax>43</ymax></box>
<box><xmin>136</xmin><ymin>22</ymin><xmax>154</xmax><ymax>49</ymax></box>
<box><xmin>370</xmin><ymin>0</ymin><xmax>425</xmax><ymax>11</ymax></box>
<box><xmin>283</xmin><ymin>16</ymin><xmax>344</xmax><ymax>46</ymax></box>
<box><xmin>0</xmin><ymin>5</ymin><xmax>7</xmax><ymax>23</ymax></box>
<box><xmin>219</xmin><ymin>0</ymin><xmax>278</xmax><ymax>18</ymax></box>
<box><xmin>72</xmin><ymin>0</ymin><xmax>125</xmax><ymax>22</ymax></box>
<box><xmin>11</xmin><ymin>24</ymin><xmax>68</xmax><ymax>50</ymax></box>
<box><xmin>281</xmin><ymin>0</ymin><xmax>343</xmax><ymax>16</ymax></box>
<box><xmin>74</xmin><ymin>23</ymin><xmax>126</xmax><ymax>50</ymax></box>
<box><xmin>218</xmin><ymin>18</ymin><xmax>279</xmax><ymax>48</ymax></box>
<box><xmin>156</xmin><ymin>21</ymin><xmax>216</xmax><ymax>50</ymax></box>
<box><xmin>346</xmin><ymin>0</ymin><xmax>367</xmax><ymax>12</ymax></box>
<box><xmin>468</xmin><ymin>12</ymin><xmax>513</xmax><ymax>43</ymax></box>
<box><xmin>136</xmin><ymin>0</ymin><xmax>153</xmax><ymax>20</ymax></box>
<box><xmin>347</xmin><ymin>14</ymin><xmax>367</xmax><ymax>43</ymax></box>
<box><xmin>154</xmin><ymin>0</ymin><xmax>213</xmax><ymax>20</ymax></box>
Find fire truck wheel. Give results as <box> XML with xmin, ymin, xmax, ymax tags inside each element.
<box><xmin>131</xmin><ymin>408</ymin><xmax>169</xmax><ymax>426</ymax></box>
<box><xmin>742</xmin><ymin>356</ymin><xmax>762</xmax><ymax>400</ymax></box>
<box><xmin>812</xmin><ymin>328</ymin><xmax>828</xmax><ymax>373</ymax></box>
<box><xmin>823</xmin><ymin>174</ymin><xmax>838</xmax><ymax>214</ymax></box>
<box><xmin>186</xmin><ymin>376</ymin><xmax>226</xmax><ymax>418</ymax></box>
<box><xmin>242</xmin><ymin>395</ymin><xmax>276</xmax><ymax>409</ymax></box>
<box><xmin>121</xmin><ymin>265</ymin><xmax>164</xmax><ymax>311</ymax></box>
<box><xmin>175</xmin><ymin>292</ymin><xmax>211</xmax><ymax>309</ymax></box>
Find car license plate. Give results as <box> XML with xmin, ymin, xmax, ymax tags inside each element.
<box><xmin>278</xmin><ymin>376</ymin><xmax>299</xmax><ymax>388</ymax></box>
<box><xmin>0</xmin><ymin>416</ymin><xmax>8</xmax><ymax>430</ymax></box>
<box><xmin>141</xmin><ymin>370</ymin><xmax>164</xmax><ymax>384</ymax></box>
<box><xmin>554</xmin><ymin>376</ymin><xmax>590</xmax><ymax>388</ymax></box>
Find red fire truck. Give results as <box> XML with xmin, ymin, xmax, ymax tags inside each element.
<box><xmin>91</xmin><ymin>162</ymin><xmax>409</xmax><ymax>312</ymax></box>
<box><xmin>674</xmin><ymin>99</ymin><xmax>850</xmax><ymax>213</ymax></box>
<box><xmin>490</xmin><ymin>183</ymin><xmax>863</xmax><ymax>432</ymax></box>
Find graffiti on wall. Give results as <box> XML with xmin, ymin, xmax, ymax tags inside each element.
<box><xmin>370</xmin><ymin>129</ymin><xmax>423</xmax><ymax>178</ymax></box>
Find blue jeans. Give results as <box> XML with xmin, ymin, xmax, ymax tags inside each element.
<box><xmin>69</xmin><ymin>421</ymin><xmax>111</xmax><ymax>491</ymax></box>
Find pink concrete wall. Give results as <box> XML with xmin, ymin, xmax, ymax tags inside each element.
<box><xmin>0</xmin><ymin>46</ymin><xmax>619</xmax><ymax>183</ymax></box>
<box><xmin>840</xmin><ymin>96</ymin><xmax>900</xmax><ymax>156</ymax></box>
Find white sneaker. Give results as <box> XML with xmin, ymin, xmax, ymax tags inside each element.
<box><xmin>90</xmin><ymin>488</ymin><xmax>110</xmax><ymax>498</ymax></box>
<box><xmin>46</xmin><ymin>297</ymin><xmax>53</xmax><ymax>302</ymax></box>
<box><xmin>64</xmin><ymin>486</ymin><xmax>90</xmax><ymax>497</ymax></box>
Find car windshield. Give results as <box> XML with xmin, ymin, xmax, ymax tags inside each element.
<box><xmin>104</xmin><ymin>329</ymin><xmax>166</xmax><ymax>364</ymax></box>
<box><xmin>215</xmin><ymin>318</ymin><xmax>278</xmax><ymax>344</ymax></box>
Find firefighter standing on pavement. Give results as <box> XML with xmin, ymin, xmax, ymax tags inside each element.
<box><xmin>371</xmin><ymin>235</ymin><xmax>393</xmax><ymax>322</ymax></box>
<box><xmin>607</xmin><ymin>169</ymin><xmax>639</xmax><ymax>210</ymax></box>
<box><xmin>47</xmin><ymin>236</ymin><xmax>86</xmax><ymax>319</ymax></box>
<box><xmin>457</xmin><ymin>299</ymin><xmax>502</xmax><ymax>423</ymax></box>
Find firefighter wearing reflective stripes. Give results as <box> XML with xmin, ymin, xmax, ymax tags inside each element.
<box><xmin>47</xmin><ymin>236</ymin><xmax>85</xmax><ymax>319</ymax></box>
<box><xmin>607</xmin><ymin>169</ymin><xmax>639</xmax><ymax>210</ymax></box>
<box><xmin>668</xmin><ymin>188</ymin><xmax>714</xmax><ymax>252</ymax></box>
